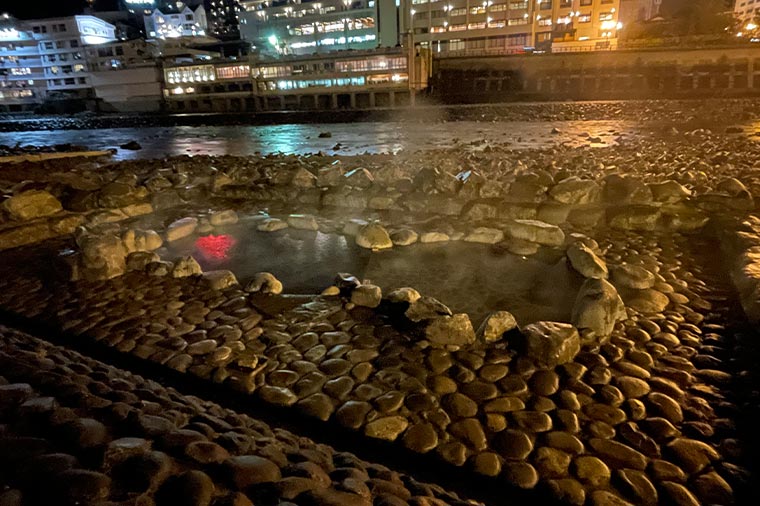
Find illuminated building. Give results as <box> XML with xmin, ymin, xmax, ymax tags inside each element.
<box><xmin>239</xmin><ymin>0</ymin><xmax>402</xmax><ymax>56</ymax></box>
<box><xmin>162</xmin><ymin>47</ymin><xmax>429</xmax><ymax>111</ymax></box>
<box><xmin>144</xmin><ymin>3</ymin><xmax>209</xmax><ymax>39</ymax></box>
<box><xmin>735</xmin><ymin>0</ymin><xmax>760</xmax><ymax>25</ymax></box>
<box><xmin>0</xmin><ymin>15</ymin><xmax>116</xmax><ymax>109</ymax></box>
<box><xmin>0</xmin><ymin>16</ymin><xmax>46</xmax><ymax>110</ymax></box>
<box><xmin>406</xmin><ymin>0</ymin><xmax>622</xmax><ymax>54</ymax></box>
<box><xmin>205</xmin><ymin>0</ymin><xmax>244</xmax><ymax>39</ymax></box>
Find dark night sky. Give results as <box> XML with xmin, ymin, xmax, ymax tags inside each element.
<box><xmin>0</xmin><ymin>0</ymin><xmax>119</xmax><ymax>19</ymax></box>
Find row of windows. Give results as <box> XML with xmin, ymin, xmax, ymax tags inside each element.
<box><xmin>44</xmin><ymin>52</ymin><xmax>84</xmax><ymax>63</ymax></box>
<box><xmin>41</xmin><ymin>40</ymin><xmax>79</xmax><ymax>51</ymax></box>
<box><xmin>47</xmin><ymin>77</ymin><xmax>87</xmax><ymax>86</ymax></box>
<box><xmin>258</xmin><ymin>56</ymin><xmax>405</xmax><ymax>78</ymax></box>
<box><xmin>291</xmin><ymin>17</ymin><xmax>375</xmax><ymax>36</ymax></box>
<box><xmin>413</xmin><ymin>0</ymin><xmax>606</xmax><ymax>7</ymax></box>
<box><xmin>32</xmin><ymin>23</ymin><xmax>67</xmax><ymax>34</ymax></box>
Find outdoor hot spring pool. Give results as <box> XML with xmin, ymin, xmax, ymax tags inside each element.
<box><xmin>164</xmin><ymin>219</ymin><xmax>582</xmax><ymax>327</ymax></box>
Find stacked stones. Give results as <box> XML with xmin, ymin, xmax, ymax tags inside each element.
<box><xmin>0</xmin><ymin>234</ymin><xmax>746</xmax><ymax>505</ymax></box>
<box><xmin>0</xmin><ymin>326</ymin><xmax>480</xmax><ymax>506</ymax></box>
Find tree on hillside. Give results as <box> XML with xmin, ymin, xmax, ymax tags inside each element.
<box><xmin>660</xmin><ymin>0</ymin><xmax>734</xmax><ymax>36</ymax></box>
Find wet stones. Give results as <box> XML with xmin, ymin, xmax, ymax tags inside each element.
<box><xmin>588</xmin><ymin>439</ymin><xmax>648</xmax><ymax>471</ymax></box>
<box><xmin>286</xmin><ymin>214</ymin><xmax>319</xmax><ymax>231</ymax></box>
<box><xmin>3</xmin><ymin>190</ymin><xmax>62</xmax><ymax>220</ymax></box>
<box><xmin>506</xmin><ymin>219</ymin><xmax>565</xmax><ymax>247</ymax></box>
<box><xmin>166</xmin><ymin>217</ymin><xmax>198</xmax><ymax>242</ymax></box>
<box><xmin>464</xmin><ymin>227</ymin><xmax>504</xmax><ymax>245</ymax></box>
<box><xmin>549</xmin><ymin>177</ymin><xmax>601</xmax><ymax>205</ymax></box>
<box><xmin>476</xmin><ymin>311</ymin><xmax>517</xmax><ymax>342</ymax></box>
<box><xmin>171</xmin><ymin>256</ymin><xmax>202</xmax><ymax>278</ymax></box>
<box><xmin>423</xmin><ymin>314</ymin><xmax>476</xmax><ymax>348</ymax></box>
<box><xmin>351</xmin><ymin>284</ymin><xmax>382</xmax><ymax>308</ymax></box>
<box><xmin>202</xmin><ymin>270</ymin><xmax>238</xmax><ymax>290</ymax></box>
<box><xmin>520</xmin><ymin>322</ymin><xmax>581</xmax><ymax>369</ymax></box>
<box><xmin>612</xmin><ymin>264</ymin><xmax>656</xmax><ymax>290</ymax></box>
<box><xmin>257</xmin><ymin>218</ymin><xmax>287</xmax><ymax>232</ymax></box>
<box><xmin>493</xmin><ymin>429</ymin><xmax>533</xmax><ymax>460</ymax></box>
<box><xmin>224</xmin><ymin>455</ymin><xmax>282</xmax><ymax>489</ymax></box>
<box><xmin>355</xmin><ymin>223</ymin><xmax>392</xmax><ymax>250</ymax></box>
<box><xmin>402</xmin><ymin>423</ymin><xmax>438</xmax><ymax>453</ymax></box>
<box><xmin>245</xmin><ymin>272</ymin><xmax>283</xmax><ymax>295</ymax></box>
<box><xmin>364</xmin><ymin>416</ymin><xmax>408</xmax><ymax>442</ymax></box>
<box><xmin>567</xmin><ymin>243</ymin><xmax>608</xmax><ymax>279</ymax></box>
<box><xmin>625</xmin><ymin>289</ymin><xmax>670</xmax><ymax>313</ymax></box>
<box><xmin>389</xmin><ymin>229</ymin><xmax>418</xmax><ymax>246</ymax></box>
<box><xmin>665</xmin><ymin>438</ymin><xmax>720</xmax><ymax>474</ymax></box>
<box><xmin>571</xmin><ymin>279</ymin><xmax>626</xmax><ymax>344</ymax></box>
<box><xmin>209</xmin><ymin>209</ymin><xmax>239</xmax><ymax>226</ymax></box>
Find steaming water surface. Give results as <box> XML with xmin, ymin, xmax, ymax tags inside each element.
<box><xmin>165</xmin><ymin>222</ymin><xmax>582</xmax><ymax>326</ymax></box>
<box><xmin>0</xmin><ymin>120</ymin><xmax>636</xmax><ymax>160</ymax></box>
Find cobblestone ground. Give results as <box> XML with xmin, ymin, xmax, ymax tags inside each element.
<box><xmin>0</xmin><ymin>226</ymin><xmax>757</xmax><ymax>506</ymax></box>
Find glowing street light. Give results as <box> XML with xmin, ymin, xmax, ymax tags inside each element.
<box><xmin>268</xmin><ymin>34</ymin><xmax>278</xmax><ymax>45</ymax></box>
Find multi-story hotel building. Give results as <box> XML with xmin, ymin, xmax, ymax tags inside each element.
<box><xmin>407</xmin><ymin>0</ymin><xmax>622</xmax><ymax>55</ymax></box>
<box><xmin>0</xmin><ymin>16</ymin><xmax>46</xmax><ymax>111</ymax></box>
<box><xmin>238</xmin><ymin>0</ymin><xmax>402</xmax><ymax>56</ymax></box>
<box><xmin>1</xmin><ymin>15</ymin><xmax>116</xmax><ymax>110</ymax></box>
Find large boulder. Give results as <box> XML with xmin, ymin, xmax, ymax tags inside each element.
<box><xmin>607</xmin><ymin>206</ymin><xmax>661</xmax><ymax>231</ymax></box>
<box><xmin>477</xmin><ymin>311</ymin><xmax>518</xmax><ymax>342</ymax></box>
<box><xmin>549</xmin><ymin>177</ymin><xmax>601</xmax><ymax>205</ymax></box>
<box><xmin>78</xmin><ymin>233</ymin><xmax>127</xmax><ymax>279</ymax></box>
<box><xmin>122</xmin><ymin>229</ymin><xmax>162</xmax><ymax>253</ymax></box>
<box><xmin>567</xmin><ymin>243</ymin><xmax>608</xmax><ymax>279</ymax></box>
<box><xmin>520</xmin><ymin>322</ymin><xmax>581</xmax><ymax>369</ymax></box>
<box><xmin>571</xmin><ymin>278</ymin><xmax>626</xmax><ymax>345</ymax></box>
<box><xmin>648</xmin><ymin>181</ymin><xmax>692</xmax><ymax>204</ymax></box>
<box><xmin>612</xmin><ymin>264</ymin><xmax>656</xmax><ymax>290</ymax></box>
<box><xmin>171</xmin><ymin>256</ymin><xmax>202</xmax><ymax>278</ymax></box>
<box><xmin>287</xmin><ymin>214</ymin><xmax>319</xmax><ymax>231</ymax></box>
<box><xmin>209</xmin><ymin>210</ymin><xmax>239</xmax><ymax>226</ymax></box>
<box><xmin>355</xmin><ymin>223</ymin><xmax>393</xmax><ymax>250</ymax></box>
<box><xmin>625</xmin><ymin>289</ymin><xmax>670</xmax><ymax>313</ymax></box>
<box><xmin>203</xmin><ymin>270</ymin><xmax>238</xmax><ymax>290</ymax></box>
<box><xmin>405</xmin><ymin>296</ymin><xmax>452</xmax><ymax>322</ymax></box>
<box><xmin>506</xmin><ymin>220</ymin><xmax>565</xmax><ymax>246</ymax></box>
<box><xmin>424</xmin><ymin>314</ymin><xmax>476</xmax><ymax>348</ymax></box>
<box><xmin>246</xmin><ymin>272</ymin><xmax>283</xmax><ymax>294</ymax></box>
<box><xmin>167</xmin><ymin>217</ymin><xmax>199</xmax><ymax>242</ymax></box>
<box><xmin>3</xmin><ymin>190</ymin><xmax>62</xmax><ymax>220</ymax></box>
<box><xmin>291</xmin><ymin>167</ymin><xmax>317</xmax><ymax>188</ymax></box>
<box><xmin>351</xmin><ymin>284</ymin><xmax>382</xmax><ymax>308</ymax></box>
<box><xmin>464</xmin><ymin>227</ymin><xmax>504</xmax><ymax>245</ymax></box>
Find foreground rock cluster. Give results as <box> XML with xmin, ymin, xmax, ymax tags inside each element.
<box><xmin>0</xmin><ymin>325</ymin><xmax>481</xmax><ymax>506</ymax></box>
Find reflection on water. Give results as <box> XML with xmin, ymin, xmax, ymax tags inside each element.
<box><xmin>0</xmin><ymin>120</ymin><xmax>636</xmax><ymax>161</ymax></box>
<box><xmin>166</xmin><ymin>223</ymin><xmax>581</xmax><ymax>326</ymax></box>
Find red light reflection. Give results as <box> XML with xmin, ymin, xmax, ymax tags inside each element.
<box><xmin>195</xmin><ymin>234</ymin><xmax>237</xmax><ymax>260</ymax></box>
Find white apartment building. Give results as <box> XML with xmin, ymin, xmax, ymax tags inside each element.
<box><xmin>35</xmin><ymin>16</ymin><xmax>116</xmax><ymax>97</ymax></box>
<box><xmin>144</xmin><ymin>3</ymin><xmax>209</xmax><ymax>39</ymax></box>
<box><xmin>1</xmin><ymin>15</ymin><xmax>116</xmax><ymax>110</ymax></box>
<box><xmin>0</xmin><ymin>16</ymin><xmax>46</xmax><ymax>110</ymax></box>
<box><xmin>407</xmin><ymin>0</ymin><xmax>622</xmax><ymax>55</ymax></box>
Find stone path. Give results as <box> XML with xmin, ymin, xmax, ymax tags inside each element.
<box><xmin>0</xmin><ymin>325</ymin><xmax>482</xmax><ymax>506</ymax></box>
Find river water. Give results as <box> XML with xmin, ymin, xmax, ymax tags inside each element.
<box><xmin>0</xmin><ymin>120</ymin><xmax>637</xmax><ymax>160</ymax></box>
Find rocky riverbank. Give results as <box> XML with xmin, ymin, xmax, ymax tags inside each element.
<box><xmin>1</xmin><ymin>98</ymin><xmax>760</xmax><ymax>133</ymax></box>
<box><xmin>2</xmin><ymin>120</ymin><xmax>760</xmax><ymax>505</ymax></box>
